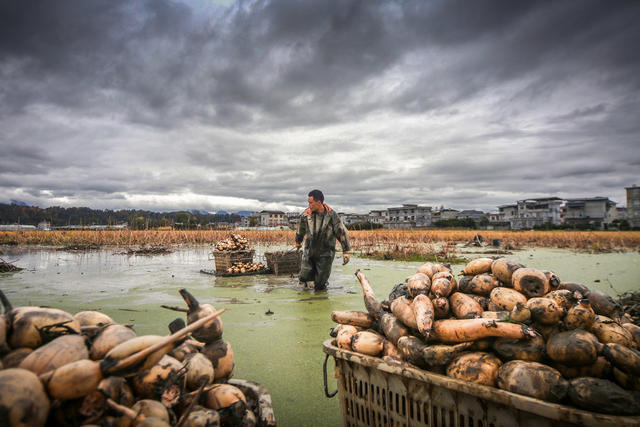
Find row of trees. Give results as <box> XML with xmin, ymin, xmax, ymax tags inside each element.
<box><xmin>0</xmin><ymin>203</ymin><xmax>243</xmax><ymax>230</ymax></box>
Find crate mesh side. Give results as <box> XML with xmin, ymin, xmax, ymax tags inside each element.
<box><xmin>406</xmin><ymin>381</ymin><xmax>431</xmax><ymax>425</ymax></box>
<box><xmin>369</xmin><ymin>368</ymin><xmax>389</xmax><ymax>426</ymax></box>
<box><xmin>431</xmin><ymin>385</ymin><xmax>456</xmax><ymax>426</ymax></box>
<box><xmin>486</xmin><ymin>402</ymin><xmax>519</xmax><ymax>427</ymax></box>
<box><xmin>333</xmin><ymin>357</ymin><xmax>587</xmax><ymax>427</ymax></box>
<box><xmin>386</xmin><ymin>372</ymin><xmax>409</xmax><ymax>425</ymax></box>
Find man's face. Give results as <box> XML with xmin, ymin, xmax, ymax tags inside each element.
<box><xmin>308</xmin><ymin>196</ymin><xmax>323</xmax><ymax>213</ymax></box>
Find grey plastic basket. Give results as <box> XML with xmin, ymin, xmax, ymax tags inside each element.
<box><xmin>322</xmin><ymin>339</ymin><xmax>640</xmax><ymax>427</ymax></box>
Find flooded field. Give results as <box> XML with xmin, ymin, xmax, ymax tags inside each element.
<box><xmin>1</xmin><ymin>245</ymin><xmax>639</xmax><ymax>426</ymax></box>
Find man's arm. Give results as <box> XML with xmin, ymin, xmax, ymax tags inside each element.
<box><xmin>295</xmin><ymin>214</ymin><xmax>307</xmax><ymax>247</ymax></box>
<box><xmin>332</xmin><ymin>212</ymin><xmax>351</xmax><ymax>252</ymax></box>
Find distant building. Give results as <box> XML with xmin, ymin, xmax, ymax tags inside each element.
<box><xmin>51</xmin><ymin>223</ymin><xmax>128</xmax><ymax>230</ymax></box>
<box><xmin>285</xmin><ymin>212</ymin><xmax>300</xmax><ymax>229</ymax></box>
<box><xmin>627</xmin><ymin>185</ymin><xmax>640</xmax><ymax>227</ymax></box>
<box><xmin>238</xmin><ymin>212</ymin><xmax>259</xmax><ymax>227</ymax></box>
<box><xmin>510</xmin><ymin>197</ymin><xmax>564</xmax><ymax>229</ymax></box>
<box><xmin>487</xmin><ymin>213</ymin><xmax>501</xmax><ymax>222</ymax></box>
<box><xmin>498</xmin><ymin>204</ymin><xmax>518</xmax><ymax>224</ymax></box>
<box><xmin>432</xmin><ymin>208</ymin><xmax>459</xmax><ymax>223</ymax></box>
<box><xmin>440</xmin><ymin>209</ymin><xmax>459</xmax><ymax>220</ymax></box>
<box><xmin>456</xmin><ymin>210</ymin><xmax>486</xmax><ymax>221</ymax></box>
<box><xmin>368</xmin><ymin>209</ymin><xmax>387</xmax><ymax>225</ymax></box>
<box><xmin>485</xmin><ymin>212</ymin><xmax>511</xmax><ymax>230</ymax></box>
<box><xmin>242</xmin><ymin>212</ymin><xmax>261</xmax><ymax>227</ymax></box>
<box><xmin>207</xmin><ymin>221</ymin><xmax>232</xmax><ymax>229</ymax></box>
<box><xmin>259</xmin><ymin>210</ymin><xmax>286</xmax><ymax>227</ymax></box>
<box><xmin>616</xmin><ymin>207</ymin><xmax>628</xmax><ymax>221</ymax></box>
<box><xmin>339</xmin><ymin>213</ymin><xmax>369</xmax><ymax>226</ymax></box>
<box><xmin>386</xmin><ymin>204</ymin><xmax>432</xmax><ymax>229</ymax></box>
<box><xmin>564</xmin><ymin>197</ymin><xmax>617</xmax><ymax>229</ymax></box>
<box><xmin>0</xmin><ymin>224</ymin><xmax>37</xmax><ymax>231</ymax></box>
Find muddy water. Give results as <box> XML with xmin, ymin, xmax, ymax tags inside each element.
<box><xmin>1</xmin><ymin>245</ymin><xmax>639</xmax><ymax>426</ymax></box>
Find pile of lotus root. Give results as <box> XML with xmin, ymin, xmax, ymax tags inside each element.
<box><xmin>226</xmin><ymin>262</ymin><xmax>267</xmax><ymax>275</ymax></box>
<box><xmin>215</xmin><ymin>234</ymin><xmax>251</xmax><ymax>252</ymax></box>
<box><xmin>0</xmin><ymin>288</ymin><xmax>276</xmax><ymax>426</ymax></box>
<box><xmin>330</xmin><ymin>258</ymin><xmax>640</xmax><ymax>416</ymax></box>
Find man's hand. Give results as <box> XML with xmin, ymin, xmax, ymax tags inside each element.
<box><xmin>295</xmin><ymin>242</ymin><xmax>301</xmax><ymax>251</ymax></box>
<box><xmin>342</xmin><ymin>251</ymin><xmax>350</xmax><ymax>265</ymax></box>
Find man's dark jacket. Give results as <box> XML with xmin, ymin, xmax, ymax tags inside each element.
<box><xmin>295</xmin><ymin>204</ymin><xmax>350</xmax><ymax>288</ymax></box>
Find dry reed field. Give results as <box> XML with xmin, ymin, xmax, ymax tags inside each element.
<box><xmin>349</xmin><ymin>229</ymin><xmax>640</xmax><ymax>253</ymax></box>
<box><xmin>1</xmin><ymin>229</ymin><xmax>639</xmax><ymax>255</ymax></box>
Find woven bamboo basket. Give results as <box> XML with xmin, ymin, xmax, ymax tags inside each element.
<box><xmin>264</xmin><ymin>250</ymin><xmax>302</xmax><ymax>275</ymax></box>
<box><xmin>212</xmin><ymin>250</ymin><xmax>255</xmax><ymax>273</ymax></box>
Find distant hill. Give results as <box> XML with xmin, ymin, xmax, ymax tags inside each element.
<box><xmin>9</xmin><ymin>200</ymin><xmax>28</xmax><ymax>206</ymax></box>
<box><xmin>216</xmin><ymin>210</ymin><xmax>229</xmax><ymax>215</ymax></box>
<box><xmin>0</xmin><ymin>203</ymin><xmax>241</xmax><ymax>229</ymax></box>
<box><xmin>235</xmin><ymin>211</ymin><xmax>253</xmax><ymax>217</ymax></box>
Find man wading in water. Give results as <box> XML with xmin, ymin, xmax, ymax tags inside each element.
<box><xmin>296</xmin><ymin>189</ymin><xmax>351</xmax><ymax>290</ymax></box>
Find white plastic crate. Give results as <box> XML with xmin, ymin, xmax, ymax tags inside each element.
<box><xmin>322</xmin><ymin>339</ymin><xmax>640</xmax><ymax>427</ymax></box>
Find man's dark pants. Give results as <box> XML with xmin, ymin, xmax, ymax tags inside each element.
<box><xmin>299</xmin><ymin>249</ymin><xmax>335</xmax><ymax>290</ymax></box>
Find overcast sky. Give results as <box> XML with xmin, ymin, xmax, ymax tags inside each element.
<box><xmin>1</xmin><ymin>1</ymin><xmax>639</xmax><ymax>214</ymax></box>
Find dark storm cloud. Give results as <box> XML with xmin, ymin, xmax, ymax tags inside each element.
<box><xmin>1</xmin><ymin>0</ymin><xmax>639</xmax><ymax>212</ymax></box>
<box><xmin>549</xmin><ymin>104</ymin><xmax>608</xmax><ymax>123</ymax></box>
<box><xmin>2</xmin><ymin>0</ymin><xmax>633</xmax><ymax>127</ymax></box>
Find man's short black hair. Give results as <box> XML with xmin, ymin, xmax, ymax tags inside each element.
<box><xmin>308</xmin><ymin>189</ymin><xmax>324</xmax><ymax>202</ymax></box>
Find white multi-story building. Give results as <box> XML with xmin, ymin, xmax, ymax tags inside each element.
<box><xmin>240</xmin><ymin>213</ymin><xmax>258</xmax><ymax>227</ymax></box>
<box><xmin>485</xmin><ymin>212</ymin><xmax>511</xmax><ymax>230</ymax></box>
<box><xmin>510</xmin><ymin>197</ymin><xmax>564</xmax><ymax>229</ymax></box>
<box><xmin>498</xmin><ymin>204</ymin><xmax>518</xmax><ymax>223</ymax></box>
<box><xmin>564</xmin><ymin>197</ymin><xmax>617</xmax><ymax>229</ymax></box>
<box><xmin>285</xmin><ymin>212</ymin><xmax>300</xmax><ymax>229</ymax></box>
<box><xmin>386</xmin><ymin>204</ymin><xmax>432</xmax><ymax>229</ymax></box>
<box><xmin>368</xmin><ymin>209</ymin><xmax>387</xmax><ymax>225</ymax></box>
<box><xmin>487</xmin><ymin>213</ymin><xmax>501</xmax><ymax>223</ymax></box>
<box><xmin>616</xmin><ymin>207</ymin><xmax>628</xmax><ymax>221</ymax></box>
<box><xmin>259</xmin><ymin>210</ymin><xmax>286</xmax><ymax>227</ymax></box>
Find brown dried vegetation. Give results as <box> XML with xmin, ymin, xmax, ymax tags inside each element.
<box><xmin>1</xmin><ymin>230</ymin><xmax>638</xmax><ymax>256</ymax></box>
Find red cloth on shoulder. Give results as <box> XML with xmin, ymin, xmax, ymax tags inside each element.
<box><xmin>302</xmin><ymin>203</ymin><xmax>332</xmax><ymax>216</ymax></box>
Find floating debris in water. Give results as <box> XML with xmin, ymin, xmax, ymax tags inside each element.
<box><xmin>122</xmin><ymin>245</ymin><xmax>173</xmax><ymax>255</ymax></box>
<box><xmin>617</xmin><ymin>290</ymin><xmax>640</xmax><ymax>325</ymax></box>
<box><xmin>59</xmin><ymin>244</ymin><xmax>101</xmax><ymax>251</ymax></box>
<box><xmin>0</xmin><ymin>258</ymin><xmax>23</xmax><ymax>272</ymax></box>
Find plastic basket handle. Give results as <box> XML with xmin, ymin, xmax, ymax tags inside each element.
<box><xmin>323</xmin><ymin>353</ymin><xmax>338</xmax><ymax>398</ymax></box>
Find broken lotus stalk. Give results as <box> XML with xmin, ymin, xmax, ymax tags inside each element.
<box><xmin>102</xmin><ymin>308</ymin><xmax>226</xmax><ymax>377</ymax></box>
<box><xmin>354</xmin><ymin>270</ymin><xmax>382</xmax><ymax>319</ymax></box>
